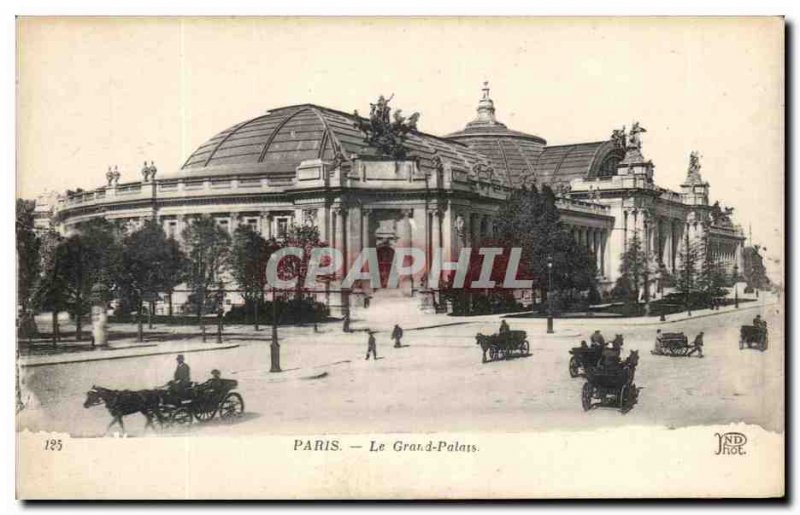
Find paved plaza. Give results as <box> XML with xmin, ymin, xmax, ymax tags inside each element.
<box><xmin>17</xmin><ymin>295</ymin><xmax>782</xmax><ymax>437</ymax></box>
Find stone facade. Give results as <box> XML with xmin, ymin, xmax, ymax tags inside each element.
<box><xmin>41</xmin><ymin>85</ymin><xmax>745</xmax><ymax>311</ymax></box>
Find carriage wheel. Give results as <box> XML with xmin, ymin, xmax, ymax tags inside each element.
<box><xmin>581</xmin><ymin>383</ymin><xmax>593</xmax><ymax>411</ymax></box>
<box><xmin>193</xmin><ymin>405</ymin><xmax>218</xmax><ymax>423</ymax></box>
<box><xmin>219</xmin><ymin>393</ymin><xmax>245</xmax><ymax>422</ymax></box>
<box><xmin>569</xmin><ymin>356</ymin><xmax>580</xmax><ymax>378</ymax></box>
<box><xmin>521</xmin><ymin>340</ymin><xmax>530</xmax><ymax>355</ymax></box>
<box><xmin>739</xmin><ymin>338</ymin><xmax>744</xmax><ymax>350</ymax></box>
<box><xmin>489</xmin><ymin>348</ymin><xmax>497</xmax><ymax>361</ymax></box>
<box><xmin>152</xmin><ymin>408</ymin><xmax>171</xmax><ymax>429</ymax></box>
<box><xmin>170</xmin><ymin>407</ymin><xmax>193</xmax><ymax>427</ymax></box>
<box><xmin>618</xmin><ymin>385</ymin><xmax>628</xmax><ymax>409</ymax></box>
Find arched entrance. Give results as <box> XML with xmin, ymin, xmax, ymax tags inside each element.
<box><xmin>377</xmin><ymin>245</ymin><xmax>395</xmax><ymax>289</ymax></box>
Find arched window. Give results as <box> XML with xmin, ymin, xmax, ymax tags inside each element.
<box><xmin>596</xmin><ymin>156</ymin><xmax>620</xmax><ymax>178</ymax></box>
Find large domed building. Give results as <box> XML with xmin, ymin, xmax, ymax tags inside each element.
<box><xmin>45</xmin><ymin>84</ymin><xmax>745</xmax><ymax>311</ymax></box>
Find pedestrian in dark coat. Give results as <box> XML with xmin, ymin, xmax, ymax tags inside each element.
<box><xmin>688</xmin><ymin>332</ymin><xmax>704</xmax><ymax>357</ymax></box>
<box><xmin>365</xmin><ymin>331</ymin><xmax>378</xmax><ymax>360</ymax></box>
<box><xmin>391</xmin><ymin>324</ymin><xmax>403</xmax><ymax>348</ymax></box>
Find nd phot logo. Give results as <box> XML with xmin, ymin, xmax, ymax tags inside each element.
<box><xmin>714</xmin><ymin>432</ymin><xmax>747</xmax><ymax>455</ymax></box>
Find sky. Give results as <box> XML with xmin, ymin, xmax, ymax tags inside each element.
<box><xmin>16</xmin><ymin>17</ymin><xmax>784</xmax><ymax>279</ymax></box>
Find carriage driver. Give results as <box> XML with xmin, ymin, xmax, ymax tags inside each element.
<box><xmin>753</xmin><ymin>315</ymin><xmax>767</xmax><ymax>331</ymax></box>
<box><xmin>655</xmin><ymin>329</ymin><xmax>664</xmax><ymax>354</ymax></box>
<box><xmin>590</xmin><ymin>330</ymin><xmax>605</xmax><ymax>348</ymax></box>
<box><xmin>499</xmin><ymin>320</ymin><xmax>510</xmax><ymax>334</ymax></box>
<box><xmin>172</xmin><ymin>354</ymin><xmax>191</xmax><ymax>389</ymax></box>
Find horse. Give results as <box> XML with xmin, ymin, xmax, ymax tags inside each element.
<box><xmin>622</xmin><ymin>350</ymin><xmax>640</xmax><ymax>383</ymax></box>
<box><xmin>475</xmin><ymin>333</ymin><xmax>492</xmax><ymax>363</ymax></box>
<box><xmin>83</xmin><ymin>386</ymin><xmax>164</xmax><ymax>434</ymax></box>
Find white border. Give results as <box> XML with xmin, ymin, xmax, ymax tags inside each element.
<box><xmin>4</xmin><ymin>1</ymin><xmax>796</xmax><ymax>513</ymax></box>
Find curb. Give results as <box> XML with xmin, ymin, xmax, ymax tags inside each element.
<box><xmin>621</xmin><ymin>303</ymin><xmax>768</xmax><ymax>327</ymax></box>
<box><xmin>19</xmin><ymin>343</ymin><xmax>240</xmax><ymax>368</ymax></box>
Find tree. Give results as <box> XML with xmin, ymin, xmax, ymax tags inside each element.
<box><xmin>614</xmin><ymin>233</ymin><xmax>647</xmax><ymax>301</ymax></box>
<box><xmin>16</xmin><ymin>199</ymin><xmax>41</xmax><ymax>339</ymax></box>
<box><xmin>34</xmin><ymin>229</ymin><xmax>66</xmax><ymax>345</ymax></box>
<box><xmin>742</xmin><ymin>245</ymin><xmax>770</xmax><ymax>290</ymax></box>
<box><xmin>697</xmin><ymin>230</ymin><xmax>727</xmax><ymax>298</ymax></box>
<box><xmin>229</xmin><ymin>226</ymin><xmax>271</xmax><ymax>329</ymax></box>
<box><xmin>182</xmin><ymin>216</ymin><xmax>231</xmax><ymax>341</ymax></box>
<box><xmin>277</xmin><ymin>225</ymin><xmax>328</xmax><ymax>299</ymax></box>
<box><xmin>163</xmin><ymin>238</ymin><xmax>189</xmax><ymax>317</ymax></box>
<box><xmin>493</xmin><ymin>185</ymin><xmax>598</xmax><ymax>312</ymax></box>
<box><xmin>119</xmin><ymin>219</ymin><xmax>189</xmax><ymax>341</ymax></box>
<box><xmin>58</xmin><ymin>219</ymin><xmax>123</xmax><ymax>341</ymax></box>
<box><xmin>675</xmin><ymin>234</ymin><xmax>700</xmax><ymax>309</ymax></box>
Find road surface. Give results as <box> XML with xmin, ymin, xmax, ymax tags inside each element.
<box><xmin>18</xmin><ymin>299</ymin><xmax>783</xmax><ymax>437</ymax></box>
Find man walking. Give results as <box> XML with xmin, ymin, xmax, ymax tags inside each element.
<box><xmin>391</xmin><ymin>324</ymin><xmax>404</xmax><ymax>348</ymax></box>
<box><xmin>365</xmin><ymin>330</ymin><xmax>378</xmax><ymax>360</ymax></box>
<box><xmin>688</xmin><ymin>332</ymin><xmax>704</xmax><ymax>358</ymax></box>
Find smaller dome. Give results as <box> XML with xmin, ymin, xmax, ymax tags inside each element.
<box><xmin>445</xmin><ymin>82</ymin><xmax>546</xmax><ymax>144</ymax></box>
<box><xmin>445</xmin><ymin>83</ymin><xmax>546</xmax><ymax>187</ymax></box>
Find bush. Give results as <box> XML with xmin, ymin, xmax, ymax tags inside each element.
<box><xmin>224</xmin><ymin>297</ymin><xmax>329</xmax><ymax>325</ymax></box>
<box><xmin>444</xmin><ymin>290</ymin><xmax>523</xmax><ymax>316</ymax></box>
<box><xmin>610</xmin><ymin>275</ymin><xmax>634</xmax><ymax>302</ymax></box>
<box><xmin>587</xmin><ymin>286</ymin><xmax>602</xmax><ymax>305</ymax></box>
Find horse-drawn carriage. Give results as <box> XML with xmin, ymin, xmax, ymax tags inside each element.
<box><xmin>651</xmin><ymin>332</ymin><xmax>702</xmax><ymax>357</ymax></box>
<box><xmin>84</xmin><ymin>377</ymin><xmax>245</xmax><ymax>433</ymax></box>
<box><xmin>475</xmin><ymin>330</ymin><xmax>530</xmax><ymax>362</ymax></box>
<box><xmin>568</xmin><ymin>345</ymin><xmax>603</xmax><ymax>377</ymax></box>
<box><xmin>160</xmin><ymin>378</ymin><xmax>245</xmax><ymax>426</ymax></box>
<box><xmin>581</xmin><ymin>350</ymin><xmax>639</xmax><ymax>413</ymax></box>
<box><xmin>740</xmin><ymin>325</ymin><xmax>768</xmax><ymax>351</ymax></box>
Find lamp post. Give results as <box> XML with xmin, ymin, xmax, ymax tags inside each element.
<box><xmin>643</xmin><ymin>218</ymin><xmax>651</xmax><ymax>317</ymax></box>
<box><xmin>270</xmin><ymin>286</ymin><xmax>281</xmax><ymax>373</ymax></box>
<box><xmin>733</xmin><ymin>264</ymin><xmax>740</xmax><ymax>309</ymax></box>
<box><xmin>342</xmin><ymin>288</ymin><xmax>351</xmax><ymax>333</ymax></box>
<box><xmin>547</xmin><ymin>257</ymin><xmax>554</xmax><ymax>334</ymax></box>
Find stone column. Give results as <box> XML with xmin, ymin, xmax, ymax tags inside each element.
<box><xmin>594</xmin><ymin>230</ymin><xmax>602</xmax><ymax>275</ymax></box>
<box><xmin>261</xmin><ymin>211</ymin><xmax>272</xmax><ymax>240</ymax></box>
<box><xmin>230</xmin><ymin>212</ymin><xmax>240</xmax><ymax>234</ymax></box>
<box><xmin>362</xmin><ymin>208</ymin><xmax>372</xmax><ymax>250</ymax></box>
<box><xmin>441</xmin><ymin>206</ymin><xmax>453</xmax><ymax>262</ymax></box>
<box><xmin>402</xmin><ymin>209</ymin><xmax>413</xmax><ymax>248</ymax></box>
<box><xmin>600</xmin><ymin>230</ymin><xmax>607</xmax><ymax>277</ymax></box>
<box><xmin>430</xmin><ymin>208</ymin><xmax>442</xmax><ymax>253</ymax></box>
<box><xmin>663</xmin><ymin>220</ymin><xmax>672</xmax><ymax>272</ymax></box>
<box><xmin>319</xmin><ymin>205</ymin><xmax>330</xmax><ymax>243</ymax></box>
<box><xmin>623</xmin><ymin>211</ymin><xmax>629</xmax><ymax>250</ymax></box>
<box><xmin>334</xmin><ymin>207</ymin><xmax>345</xmax><ymax>255</ymax></box>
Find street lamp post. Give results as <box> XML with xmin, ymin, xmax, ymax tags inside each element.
<box><xmin>547</xmin><ymin>257</ymin><xmax>554</xmax><ymax>334</ymax></box>
<box><xmin>342</xmin><ymin>288</ymin><xmax>351</xmax><ymax>333</ymax></box>
<box><xmin>643</xmin><ymin>218</ymin><xmax>651</xmax><ymax>317</ymax></box>
<box><xmin>733</xmin><ymin>264</ymin><xmax>740</xmax><ymax>309</ymax></box>
<box><xmin>270</xmin><ymin>286</ymin><xmax>281</xmax><ymax>373</ymax></box>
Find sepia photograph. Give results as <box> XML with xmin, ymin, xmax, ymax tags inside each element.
<box><xmin>14</xmin><ymin>16</ymin><xmax>785</xmax><ymax>499</ymax></box>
